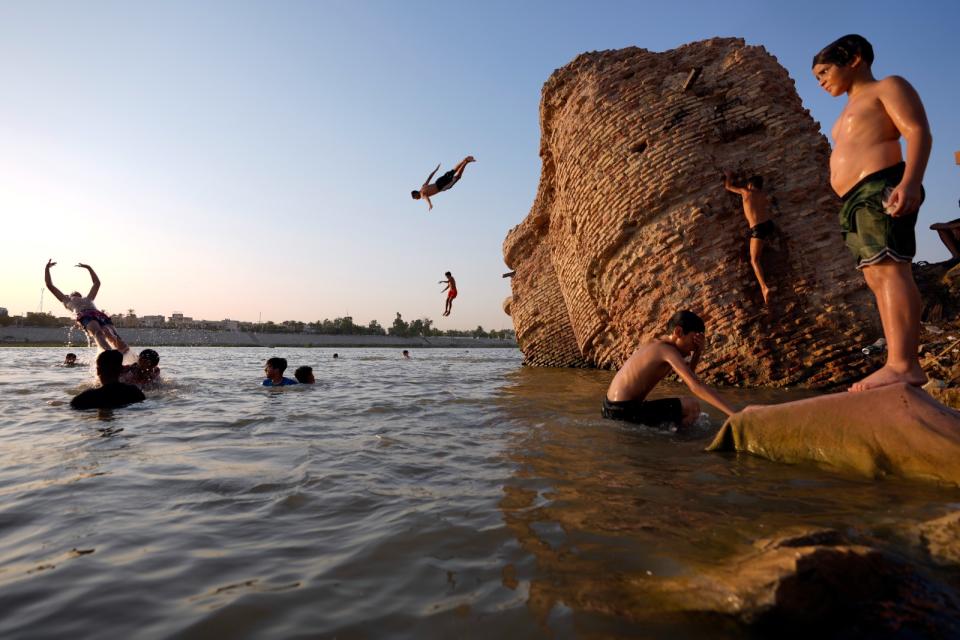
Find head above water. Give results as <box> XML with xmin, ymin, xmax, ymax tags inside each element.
<box><xmin>812</xmin><ymin>34</ymin><xmax>874</xmax><ymax>69</ymax></box>
<box><xmin>96</xmin><ymin>349</ymin><xmax>124</xmax><ymax>382</ymax></box>
<box><xmin>138</xmin><ymin>349</ymin><xmax>160</xmax><ymax>368</ymax></box>
<box><xmin>294</xmin><ymin>366</ymin><xmax>314</xmax><ymax>384</ymax></box>
<box><xmin>666</xmin><ymin>310</ymin><xmax>706</xmax><ymax>336</ymax></box>
<box><xmin>65</xmin><ymin>353</ymin><xmax>77</xmax><ymax>363</ymax></box>
<box><xmin>333</xmin><ymin>353</ymin><xmax>339</xmax><ymax>359</ymax></box>
<box><xmin>411</xmin><ymin>190</ymin><xmax>421</xmax><ymax>200</ymax></box>
<box><xmin>265</xmin><ymin>357</ymin><xmax>287</xmax><ymax>375</ymax></box>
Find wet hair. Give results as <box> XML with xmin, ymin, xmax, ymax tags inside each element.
<box><xmin>333</xmin><ymin>353</ymin><xmax>339</xmax><ymax>359</ymax></box>
<box><xmin>65</xmin><ymin>353</ymin><xmax>77</xmax><ymax>360</ymax></box>
<box><xmin>666</xmin><ymin>310</ymin><xmax>706</xmax><ymax>335</ymax></box>
<box><xmin>411</xmin><ymin>190</ymin><xmax>421</xmax><ymax>199</ymax></box>
<box><xmin>139</xmin><ymin>349</ymin><xmax>160</xmax><ymax>367</ymax></box>
<box><xmin>445</xmin><ymin>271</ymin><xmax>452</xmax><ymax>277</ymax></box>
<box><xmin>812</xmin><ymin>34</ymin><xmax>874</xmax><ymax>68</ymax></box>
<box><xmin>402</xmin><ymin>350</ymin><xmax>409</xmax><ymax>356</ymax></box>
<box><xmin>747</xmin><ymin>175</ymin><xmax>764</xmax><ymax>190</ymax></box>
<box><xmin>97</xmin><ymin>349</ymin><xmax>124</xmax><ymax>378</ymax></box>
<box><xmin>266</xmin><ymin>357</ymin><xmax>287</xmax><ymax>373</ymax></box>
<box><xmin>294</xmin><ymin>366</ymin><xmax>313</xmax><ymax>383</ymax></box>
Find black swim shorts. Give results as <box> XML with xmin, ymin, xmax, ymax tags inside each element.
<box><xmin>601</xmin><ymin>397</ymin><xmax>683</xmax><ymax>427</ymax></box>
<box><xmin>838</xmin><ymin>162</ymin><xmax>924</xmax><ymax>268</ymax></box>
<box><xmin>749</xmin><ymin>219</ymin><xmax>775</xmax><ymax>241</ymax></box>
<box><xmin>436</xmin><ymin>169</ymin><xmax>460</xmax><ymax>192</ymax></box>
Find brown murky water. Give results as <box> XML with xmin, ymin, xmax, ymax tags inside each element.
<box><xmin>0</xmin><ymin>347</ymin><xmax>954</xmax><ymax>638</ymax></box>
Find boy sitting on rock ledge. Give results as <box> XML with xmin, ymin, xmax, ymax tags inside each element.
<box><xmin>602</xmin><ymin>311</ymin><xmax>735</xmax><ymax>428</ymax></box>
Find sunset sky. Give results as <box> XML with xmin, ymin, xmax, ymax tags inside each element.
<box><xmin>1</xmin><ymin>0</ymin><xmax>957</xmax><ymax>330</ymax></box>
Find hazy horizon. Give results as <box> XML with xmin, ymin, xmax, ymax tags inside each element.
<box><xmin>2</xmin><ymin>1</ymin><xmax>958</xmax><ymax>329</ymax></box>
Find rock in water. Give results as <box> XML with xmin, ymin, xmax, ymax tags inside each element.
<box><xmin>502</xmin><ymin>38</ymin><xmax>877</xmax><ymax>386</ymax></box>
<box><xmin>707</xmin><ymin>383</ymin><xmax>960</xmax><ymax>484</ymax></box>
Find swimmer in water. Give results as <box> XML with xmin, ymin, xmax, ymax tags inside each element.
<box><xmin>70</xmin><ymin>350</ymin><xmax>145</xmax><ymax>410</ymax></box>
<box><xmin>294</xmin><ymin>366</ymin><xmax>315</xmax><ymax>384</ymax></box>
<box><xmin>44</xmin><ymin>260</ymin><xmax>130</xmax><ymax>354</ymax></box>
<box><xmin>602</xmin><ymin>310</ymin><xmax>735</xmax><ymax>429</ymax></box>
<box><xmin>121</xmin><ymin>349</ymin><xmax>161</xmax><ymax>386</ymax></box>
<box><xmin>411</xmin><ymin>156</ymin><xmax>475</xmax><ymax>211</ymax></box>
<box><xmin>440</xmin><ymin>271</ymin><xmax>457</xmax><ymax>317</ymax></box>
<box><xmin>263</xmin><ymin>357</ymin><xmax>298</xmax><ymax>386</ymax></box>
<box><xmin>63</xmin><ymin>353</ymin><xmax>78</xmax><ymax>367</ymax></box>
<box><xmin>402</xmin><ymin>350</ymin><xmax>411</xmax><ymax>359</ymax></box>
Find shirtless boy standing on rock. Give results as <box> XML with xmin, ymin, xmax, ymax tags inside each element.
<box><xmin>813</xmin><ymin>34</ymin><xmax>932</xmax><ymax>392</ymax></box>
<box><xmin>602</xmin><ymin>311</ymin><xmax>735</xmax><ymax>428</ymax></box>
<box><xmin>724</xmin><ymin>171</ymin><xmax>775</xmax><ymax>304</ymax></box>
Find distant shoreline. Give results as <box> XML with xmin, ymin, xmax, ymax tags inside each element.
<box><xmin>0</xmin><ymin>326</ymin><xmax>518</xmax><ymax>349</ymax></box>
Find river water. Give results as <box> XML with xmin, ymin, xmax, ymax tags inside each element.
<box><xmin>0</xmin><ymin>347</ymin><xmax>953</xmax><ymax>638</ymax></box>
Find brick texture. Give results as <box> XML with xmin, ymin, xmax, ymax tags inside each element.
<box><xmin>502</xmin><ymin>38</ymin><xmax>878</xmax><ymax>387</ymax></box>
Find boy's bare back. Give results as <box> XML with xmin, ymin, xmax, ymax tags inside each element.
<box><xmin>606</xmin><ymin>341</ymin><xmax>679</xmax><ymax>402</ymax></box>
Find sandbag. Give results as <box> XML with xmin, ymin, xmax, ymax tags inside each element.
<box><xmin>706</xmin><ymin>383</ymin><xmax>960</xmax><ymax>485</ymax></box>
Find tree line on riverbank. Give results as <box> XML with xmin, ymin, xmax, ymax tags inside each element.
<box><xmin>2</xmin><ymin>311</ymin><xmax>516</xmax><ymax>340</ymax></box>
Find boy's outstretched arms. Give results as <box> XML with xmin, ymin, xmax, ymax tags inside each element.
<box><xmin>77</xmin><ymin>263</ymin><xmax>101</xmax><ymax>299</ymax></box>
<box><xmin>44</xmin><ymin>260</ymin><xmax>67</xmax><ymax>303</ymax></box>
<box><xmin>423</xmin><ymin>163</ymin><xmax>440</xmax><ymax>187</ymax></box>
<box><xmin>661</xmin><ymin>345</ymin><xmax>735</xmax><ymax>416</ymax></box>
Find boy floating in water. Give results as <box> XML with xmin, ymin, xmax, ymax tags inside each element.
<box><xmin>412</xmin><ymin>156</ymin><xmax>475</xmax><ymax>211</ymax></box>
<box><xmin>263</xmin><ymin>357</ymin><xmax>298</xmax><ymax>386</ymax></box>
<box><xmin>121</xmin><ymin>349</ymin><xmax>161</xmax><ymax>386</ymax></box>
<box><xmin>439</xmin><ymin>271</ymin><xmax>457</xmax><ymax>317</ymax></box>
<box><xmin>294</xmin><ymin>366</ymin><xmax>315</xmax><ymax>384</ymax></box>
<box><xmin>813</xmin><ymin>34</ymin><xmax>931</xmax><ymax>392</ymax></box>
<box><xmin>71</xmin><ymin>350</ymin><xmax>145</xmax><ymax>410</ymax></box>
<box><xmin>44</xmin><ymin>260</ymin><xmax>130</xmax><ymax>354</ymax></box>
<box><xmin>602</xmin><ymin>311</ymin><xmax>735</xmax><ymax>428</ymax></box>
<box><xmin>723</xmin><ymin>171</ymin><xmax>775</xmax><ymax>304</ymax></box>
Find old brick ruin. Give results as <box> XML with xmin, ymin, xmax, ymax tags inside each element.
<box><xmin>502</xmin><ymin>38</ymin><xmax>878</xmax><ymax>387</ymax></box>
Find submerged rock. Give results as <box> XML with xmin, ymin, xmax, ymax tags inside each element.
<box><xmin>706</xmin><ymin>383</ymin><xmax>960</xmax><ymax>484</ymax></box>
<box><xmin>652</xmin><ymin>527</ymin><xmax>960</xmax><ymax>636</ymax></box>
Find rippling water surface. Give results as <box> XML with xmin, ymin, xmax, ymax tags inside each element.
<box><xmin>0</xmin><ymin>347</ymin><xmax>953</xmax><ymax>638</ymax></box>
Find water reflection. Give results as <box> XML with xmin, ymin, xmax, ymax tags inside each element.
<box><xmin>495</xmin><ymin>366</ymin><xmax>955</xmax><ymax>636</ymax></box>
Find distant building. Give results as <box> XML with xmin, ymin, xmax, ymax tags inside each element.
<box><xmin>0</xmin><ymin>307</ymin><xmax>7</xmax><ymax>317</ymax></box>
<box><xmin>140</xmin><ymin>315</ymin><xmax>166</xmax><ymax>327</ymax></box>
<box><xmin>168</xmin><ymin>313</ymin><xmax>198</xmax><ymax>329</ymax></box>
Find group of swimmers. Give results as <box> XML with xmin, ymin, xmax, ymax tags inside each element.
<box><xmin>64</xmin><ymin>347</ymin><xmax>416</xmax><ymax>409</ymax></box>
<box><xmin>601</xmin><ymin>34</ymin><xmax>935</xmax><ymax>429</ymax></box>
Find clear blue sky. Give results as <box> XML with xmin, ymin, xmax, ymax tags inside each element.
<box><xmin>1</xmin><ymin>0</ymin><xmax>957</xmax><ymax>329</ymax></box>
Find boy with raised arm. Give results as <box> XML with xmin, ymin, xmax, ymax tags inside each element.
<box><xmin>812</xmin><ymin>34</ymin><xmax>931</xmax><ymax>391</ymax></box>
<box><xmin>44</xmin><ymin>260</ymin><xmax>130</xmax><ymax>354</ymax></box>
<box><xmin>724</xmin><ymin>171</ymin><xmax>775</xmax><ymax>304</ymax></box>
<box><xmin>411</xmin><ymin>156</ymin><xmax>475</xmax><ymax>211</ymax></box>
<box><xmin>439</xmin><ymin>271</ymin><xmax>457</xmax><ymax>317</ymax></box>
<box><xmin>602</xmin><ymin>311</ymin><xmax>735</xmax><ymax>428</ymax></box>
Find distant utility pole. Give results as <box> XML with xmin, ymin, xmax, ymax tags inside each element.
<box><xmin>38</xmin><ymin>288</ymin><xmax>44</xmax><ymax>314</ymax></box>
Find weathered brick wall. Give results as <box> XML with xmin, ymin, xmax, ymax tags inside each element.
<box><xmin>503</xmin><ymin>38</ymin><xmax>877</xmax><ymax>387</ymax></box>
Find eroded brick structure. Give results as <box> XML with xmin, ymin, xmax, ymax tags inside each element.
<box><xmin>503</xmin><ymin>38</ymin><xmax>877</xmax><ymax>387</ymax></box>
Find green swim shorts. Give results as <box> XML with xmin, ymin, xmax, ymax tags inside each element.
<box><xmin>838</xmin><ymin>162</ymin><xmax>923</xmax><ymax>269</ymax></box>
